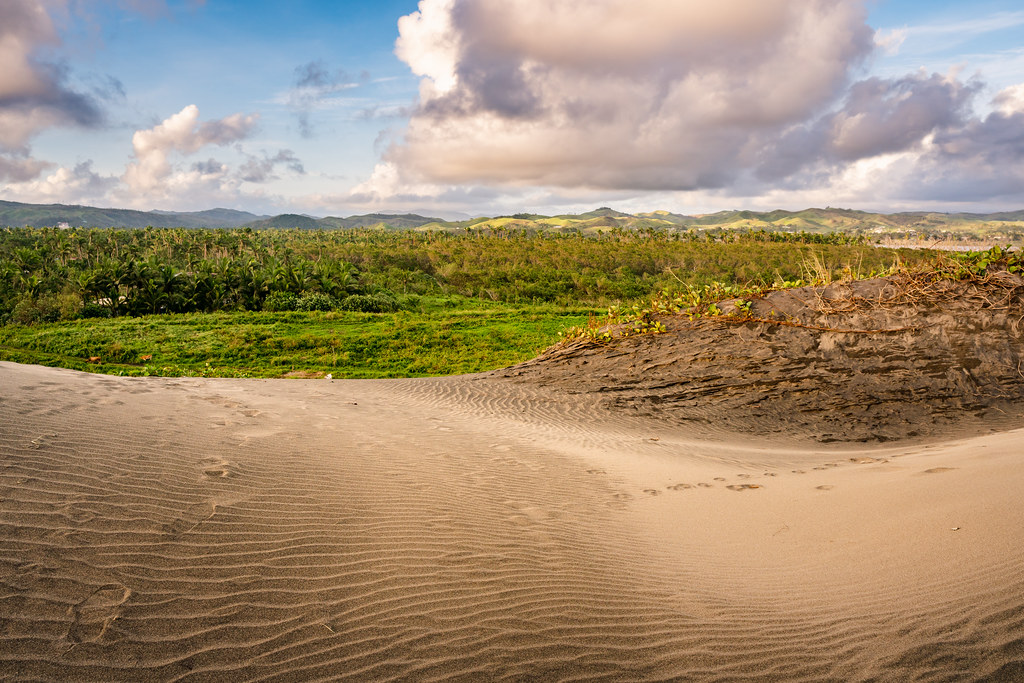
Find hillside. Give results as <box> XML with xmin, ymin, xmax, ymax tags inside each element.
<box><xmin>0</xmin><ymin>200</ymin><xmax>266</xmax><ymax>229</ymax></box>
<box><xmin>2</xmin><ymin>198</ymin><xmax>1023</xmax><ymax>238</ymax></box>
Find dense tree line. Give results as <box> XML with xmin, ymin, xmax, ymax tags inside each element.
<box><xmin>0</xmin><ymin>226</ymin><xmax>927</xmax><ymax>324</ymax></box>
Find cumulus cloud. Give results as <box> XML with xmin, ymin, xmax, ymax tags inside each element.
<box><xmin>756</xmin><ymin>71</ymin><xmax>982</xmax><ymax>179</ymax></box>
<box><xmin>893</xmin><ymin>84</ymin><xmax>1024</xmax><ymax>203</ymax></box>
<box><xmin>0</xmin><ymin>0</ymin><xmax>108</xmax><ymax>182</ymax></box>
<box><xmin>827</xmin><ymin>73</ymin><xmax>980</xmax><ymax>160</ymax></box>
<box><xmin>378</xmin><ymin>0</ymin><xmax>875</xmax><ymax>193</ymax></box>
<box><xmin>994</xmin><ymin>84</ymin><xmax>1024</xmax><ymax>115</ymax></box>
<box><xmin>5</xmin><ymin>161</ymin><xmax>116</xmax><ymax>205</ymax></box>
<box><xmin>0</xmin><ymin>0</ymin><xmax>105</xmax><ymax>152</ymax></box>
<box><xmin>122</xmin><ymin>104</ymin><xmax>258</xmax><ymax>193</ymax></box>
<box><xmin>0</xmin><ymin>155</ymin><xmax>52</xmax><ymax>183</ymax></box>
<box><xmin>355</xmin><ymin>0</ymin><xmax>1024</xmax><ymax>210</ymax></box>
<box><xmin>191</xmin><ymin>158</ymin><xmax>226</xmax><ymax>176</ymax></box>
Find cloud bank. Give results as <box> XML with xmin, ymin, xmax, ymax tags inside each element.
<box><xmin>0</xmin><ymin>0</ymin><xmax>104</xmax><ymax>180</ymax></box>
<box><xmin>352</xmin><ymin>0</ymin><xmax>1024</xmax><ymax>210</ymax></box>
<box><xmin>380</xmin><ymin>0</ymin><xmax>875</xmax><ymax>191</ymax></box>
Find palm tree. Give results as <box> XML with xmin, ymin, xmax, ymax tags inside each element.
<box><xmin>82</xmin><ymin>259</ymin><xmax>128</xmax><ymax>317</ymax></box>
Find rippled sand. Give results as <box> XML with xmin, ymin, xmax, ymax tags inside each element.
<box><xmin>2</xmin><ymin>360</ymin><xmax>1023</xmax><ymax>680</ymax></box>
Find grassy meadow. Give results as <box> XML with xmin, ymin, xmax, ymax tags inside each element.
<box><xmin>0</xmin><ymin>298</ymin><xmax>594</xmax><ymax>378</ymax></box>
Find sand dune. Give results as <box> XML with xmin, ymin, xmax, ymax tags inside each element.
<box><xmin>2</xmin><ymin>351</ymin><xmax>1023</xmax><ymax>680</ymax></box>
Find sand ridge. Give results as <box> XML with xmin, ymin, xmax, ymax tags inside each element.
<box><xmin>2</xmin><ymin>360</ymin><xmax>1024</xmax><ymax>680</ymax></box>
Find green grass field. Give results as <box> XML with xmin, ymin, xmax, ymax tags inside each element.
<box><xmin>0</xmin><ymin>297</ymin><xmax>594</xmax><ymax>378</ymax></box>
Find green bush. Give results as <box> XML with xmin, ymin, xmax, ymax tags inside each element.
<box><xmin>82</xmin><ymin>302</ymin><xmax>111</xmax><ymax>318</ymax></box>
<box><xmin>295</xmin><ymin>292</ymin><xmax>336</xmax><ymax>311</ymax></box>
<box><xmin>8</xmin><ymin>293</ymin><xmax>81</xmax><ymax>324</ymax></box>
<box><xmin>263</xmin><ymin>291</ymin><xmax>299</xmax><ymax>312</ymax></box>
<box><xmin>339</xmin><ymin>292</ymin><xmax>401</xmax><ymax>313</ymax></box>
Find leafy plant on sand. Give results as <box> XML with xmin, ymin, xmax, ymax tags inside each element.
<box><xmin>558</xmin><ymin>245</ymin><xmax>1022</xmax><ymax>346</ymax></box>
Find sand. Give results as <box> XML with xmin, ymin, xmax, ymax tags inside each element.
<box><xmin>2</xmin><ymin>275</ymin><xmax>1024</xmax><ymax>680</ymax></box>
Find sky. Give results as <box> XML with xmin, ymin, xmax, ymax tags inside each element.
<box><xmin>1</xmin><ymin>0</ymin><xmax>1023</xmax><ymax>218</ymax></box>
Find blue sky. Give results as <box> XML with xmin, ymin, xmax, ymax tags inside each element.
<box><xmin>2</xmin><ymin>0</ymin><xmax>1023</xmax><ymax>217</ymax></box>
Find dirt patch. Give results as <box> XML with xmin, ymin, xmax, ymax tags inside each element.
<box><xmin>281</xmin><ymin>370</ymin><xmax>327</xmax><ymax>379</ymax></box>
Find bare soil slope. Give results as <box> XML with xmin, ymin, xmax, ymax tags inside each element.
<box><xmin>497</xmin><ymin>271</ymin><xmax>1024</xmax><ymax>444</ymax></box>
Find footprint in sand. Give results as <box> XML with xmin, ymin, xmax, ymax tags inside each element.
<box><xmin>66</xmin><ymin>584</ymin><xmax>132</xmax><ymax>644</ymax></box>
<box><xmin>667</xmin><ymin>483</ymin><xmax>693</xmax><ymax>491</ymax></box>
<box><xmin>726</xmin><ymin>484</ymin><xmax>763</xmax><ymax>491</ymax></box>
<box><xmin>28</xmin><ymin>432</ymin><xmax>59</xmax><ymax>450</ymax></box>
<box><xmin>164</xmin><ymin>501</ymin><xmax>217</xmax><ymax>537</ymax></box>
<box><xmin>586</xmin><ymin>469</ymin><xmax>606</xmax><ymax>475</ymax></box>
<box><xmin>816</xmin><ymin>485</ymin><xmax>835</xmax><ymax>491</ymax></box>
<box><xmin>61</xmin><ymin>504</ymin><xmax>97</xmax><ymax>524</ymax></box>
<box><xmin>643</xmin><ymin>489</ymin><xmax>661</xmax><ymax>496</ymax></box>
<box><xmin>923</xmin><ymin>467</ymin><xmax>958</xmax><ymax>474</ymax></box>
<box><xmin>850</xmin><ymin>457</ymin><xmax>887</xmax><ymax>465</ymax></box>
<box><xmin>201</xmin><ymin>457</ymin><xmax>239</xmax><ymax>480</ymax></box>
<box><xmin>697</xmin><ymin>482</ymin><xmax>713</xmax><ymax>488</ymax></box>
<box><xmin>713</xmin><ymin>477</ymin><xmax>727</xmax><ymax>482</ymax></box>
<box><xmin>240</xmin><ymin>409</ymin><xmax>261</xmax><ymax>418</ymax></box>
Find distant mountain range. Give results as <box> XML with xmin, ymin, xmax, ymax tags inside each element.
<box><xmin>402</xmin><ymin>206</ymin><xmax>1024</xmax><ymax>236</ymax></box>
<box><xmin>1</xmin><ymin>200</ymin><xmax>1023</xmax><ymax>234</ymax></box>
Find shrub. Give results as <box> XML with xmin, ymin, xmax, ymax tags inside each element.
<box><xmin>54</xmin><ymin>293</ymin><xmax>84</xmax><ymax>320</ymax></box>
<box><xmin>338</xmin><ymin>292</ymin><xmax>401</xmax><ymax>313</ymax></box>
<box><xmin>8</xmin><ymin>293</ymin><xmax>82</xmax><ymax>324</ymax></box>
<box><xmin>295</xmin><ymin>292</ymin><xmax>336</xmax><ymax>312</ymax></box>
<box><xmin>263</xmin><ymin>291</ymin><xmax>299</xmax><ymax>312</ymax></box>
<box><xmin>82</xmin><ymin>302</ymin><xmax>111</xmax><ymax>319</ymax></box>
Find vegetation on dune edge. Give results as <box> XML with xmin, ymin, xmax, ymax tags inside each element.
<box><xmin>558</xmin><ymin>246</ymin><xmax>1023</xmax><ymax>346</ymax></box>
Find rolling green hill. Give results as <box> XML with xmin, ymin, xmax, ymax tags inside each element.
<box><xmin>2</xmin><ymin>198</ymin><xmax>1022</xmax><ymax>239</ymax></box>
<box><xmin>0</xmin><ymin>200</ymin><xmax>266</xmax><ymax>229</ymax></box>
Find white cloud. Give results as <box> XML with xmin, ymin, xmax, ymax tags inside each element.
<box><xmin>121</xmin><ymin>104</ymin><xmax>258</xmax><ymax>195</ymax></box>
<box><xmin>0</xmin><ymin>0</ymin><xmax>107</xmax><ymax>185</ymax></box>
<box><xmin>4</xmin><ymin>161</ymin><xmax>115</xmax><ymax>205</ymax></box>
<box><xmin>372</xmin><ymin>0</ymin><xmax>876</xmax><ymax>196</ymax></box>
<box><xmin>874</xmin><ymin>28</ymin><xmax>907</xmax><ymax>56</ymax></box>
<box><xmin>994</xmin><ymin>83</ymin><xmax>1024</xmax><ymax>115</ymax></box>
